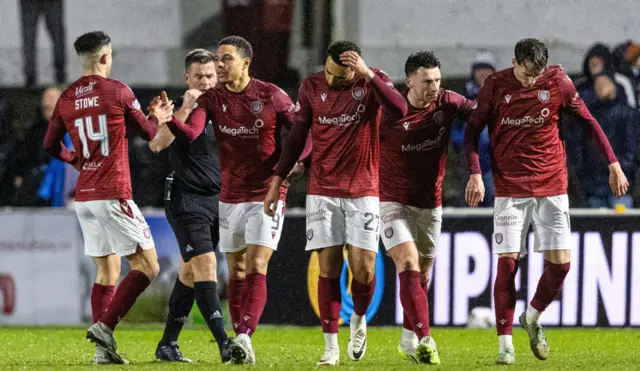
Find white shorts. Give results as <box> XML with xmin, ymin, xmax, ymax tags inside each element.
<box><xmin>305</xmin><ymin>195</ymin><xmax>380</xmax><ymax>252</ymax></box>
<box><xmin>380</xmin><ymin>202</ymin><xmax>442</xmax><ymax>258</ymax></box>
<box><xmin>75</xmin><ymin>199</ymin><xmax>155</xmax><ymax>257</ymax></box>
<box><xmin>493</xmin><ymin>195</ymin><xmax>571</xmax><ymax>255</ymax></box>
<box><xmin>219</xmin><ymin>201</ymin><xmax>285</xmax><ymax>253</ymax></box>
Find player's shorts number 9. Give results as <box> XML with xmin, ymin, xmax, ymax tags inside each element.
<box><xmin>270</xmin><ymin>213</ymin><xmax>280</xmax><ymax>231</ymax></box>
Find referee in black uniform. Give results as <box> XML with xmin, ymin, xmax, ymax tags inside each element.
<box><xmin>149</xmin><ymin>49</ymin><xmax>243</xmax><ymax>364</ymax></box>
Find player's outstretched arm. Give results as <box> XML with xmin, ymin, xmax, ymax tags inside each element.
<box><xmin>149</xmin><ymin>90</ymin><xmax>202</xmax><ymax>152</ymax></box>
<box><xmin>121</xmin><ymin>85</ymin><xmax>171</xmax><ymax>141</ymax></box>
<box><xmin>560</xmin><ymin>75</ymin><xmax>629</xmax><ymax>197</ymax></box>
<box><xmin>43</xmin><ymin>107</ymin><xmax>82</xmax><ymax>171</ymax></box>
<box><xmin>340</xmin><ymin>51</ymin><xmax>407</xmax><ymax>117</ymax></box>
<box><xmin>166</xmin><ymin>91</ymin><xmax>210</xmax><ymax>142</ymax></box>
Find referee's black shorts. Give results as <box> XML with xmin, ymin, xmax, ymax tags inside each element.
<box><xmin>165</xmin><ymin>192</ymin><xmax>219</xmax><ymax>263</ymax></box>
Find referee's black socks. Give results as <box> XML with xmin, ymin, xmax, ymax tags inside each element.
<box><xmin>160</xmin><ymin>277</ymin><xmax>194</xmax><ymax>345</ymax></box>
<box><xmin>194</xmin><ymin>281</ymin><xmax>229</xmax><ymax>349</ymax></box>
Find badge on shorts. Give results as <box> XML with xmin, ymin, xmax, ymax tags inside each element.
<box><xmin>495</xmin><ymin>233</ymin><xmax>503</xmax><ymax>244</ymax></box>
<box><xmin>306</xmin><ymin>229</ymin><xmax>314</xmax><ymax>241</ymax></box>
<box><xmin>384</xmin><ymin>227</ymin><xmax>394</xmax><ymax>239</ymax></box>
<box><xmin>144</xmin><ymin>227</ymin><xmax>151</xmax><ymax>239</ymax></box>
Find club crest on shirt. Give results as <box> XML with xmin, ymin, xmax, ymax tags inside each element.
<box><xmin>384</xmin><ymin>227</ymin><xmax>394</xmax><ymax>239</ymax></box>
<box><xmin>538</xmin><ymin>90</ymin><xmax>550</xmax><ymax>103</ymax></box>
<box><xmin>352</xmin><ymin>87</ymin><xmax>364</xmax><ymax>100</ymax></box>
<box><xmin>495</xmin><ymin>233</ymin><xmax>503</xmax><ymax>244</ymax></box>
<box><xmin>433</xmin><ymin>110</ymin><xmax>444</xmax><ymax>124</ymax></box>
<box><xmin>251</xmin><ymin>101</ymin><xmax>263</xmax><ymax>113</ymax></box>
<box><xmin>306</xmin><ymin>229</ymin><xmax>314</xmax><ymax>241</ymax></box>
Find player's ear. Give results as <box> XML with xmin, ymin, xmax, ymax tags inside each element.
<box><xmin>99</xmin><ymin>53</ymin><xmax>108</xmax><ymax>65</ymax></box>
<box><xmin>184</xmin><ymin>72</ymin><xmax>189</xmax><ymax>84</ymax></box>
<box><xmin>511</xmin><ymin>58</ymin><xmax>517</xmax><ymax>68</ymax></box>
<box><xmin>244</xmin><ymin>57</ymin><xmax>251</xmax><ymax>70</ymax></box>
<box><xmin>405</xmin><ymin>76</ymin><xmax>412</xmax><ymax>89</ymax></box>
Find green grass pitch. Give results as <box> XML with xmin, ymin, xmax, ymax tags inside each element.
<box><xmin>1</xmin><ymin>325</ymin><xmax>639</xmax><ymax>370</ymax></box>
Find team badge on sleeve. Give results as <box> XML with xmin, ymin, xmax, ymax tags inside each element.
<box><xmin>132</xmin><ymin>99</ymin><xmax>141</xmax><ymax>110</ymax></box>
<box><xmin>538</xmin><ymin>90</ymin><xmax>550</xmax><ymax>103</ymax></box>
<box><xmin>495</xmin><ymin>233</ymin><xmax>503</xmax><ymax>244</ymax></box>
<box><xmin>294</xmin><ymin>101</ymin><xmax>301</xmax><ymax>112</ymax></box>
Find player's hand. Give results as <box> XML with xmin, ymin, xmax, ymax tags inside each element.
<box><xmin>152</xmin><ymin>99</ymin><xmax>175</xmax><ymax>124</ymax></box>
<box><xmin>282</xmin><ymin>161</ymin><xmax>306</xmax><ymax>188</ymax></box>
<box><xmin>465</xmin><ymin>174</ymin><xmax>485</xmax><ymax>208</ymax></box>
<box><xmin>264</xmin><ymin>177</ymin><xmax>284</xmax><ymax>217</ymax></box>
<box><xmin>340</xmin><ymin>51</ymin><xmax>374</xmax><ymax>79</ymax></box>
<box><xmin>609</xmin><ymin>162</ymin><xmax>629</xmax><ymax>197</ymax></box>
<box><xmin>183</xmin><ymin>89</ymin><xmax>203</xmax><ymax>110</ymax></box>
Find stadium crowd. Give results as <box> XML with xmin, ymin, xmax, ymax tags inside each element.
<box><xmin>0</xmin><ymin>41</ymin><xmax>639</xmax><ymax>210</ymax></box>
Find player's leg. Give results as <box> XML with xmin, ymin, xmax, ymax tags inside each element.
<box><xmin>520</xmin><ymin>195</ymin><xmax>571</xmax><ymax>361</ymax></box>
<box><xmin>157</xmin><ymin>203</ymin><xmax>196</xmax><ymax>362</ymax></box>
<box><xmin>344</xmin><ymin>196</ymin><xmax>381</xmax><ymax>362</ymax></box>
<box><xmin>306</xmin><ymin>195</ymin><xmax>345</xmax><ymax>366</ymax></box>
<box><xmin>184</xmin><ymin>201</ymin><xmax>242</xmax><ymax>364</ymax></box>
<box><xmin>232</xmin><ymin>201</ymin><xmax>285</xmax><ymax>364</ymax></box>
<box><xmin>219</xmin><ymin>201</ymin><xmax>246</xmax><ymax>337</ymax></box>
<box><xmin>380</xmin><ymin>202</ymin><xmax>424</xmax><ymax>363</ymax></box>
<box><xmin>409</xmin><ymin>206</ymin><xmax>442</xmax><ymax>364</ymax></box>
<box><xmin>75</xmin><ymin>201</ymin><xmax>120</xmax><ymax>364</ymax></box>
<box><xmin>493</xmin><ymin>197</ymin><xmax>532</xmax><ymax>365</ymax></box>
<box><xmin>87</xmin><ymin>200</ymin><xmax>159</xmax><ymax>364</ymax></box>
<box><xmin>317</xmin><ymin>244</ymin><xmax>345</xmax><ymax>365</ymax></box>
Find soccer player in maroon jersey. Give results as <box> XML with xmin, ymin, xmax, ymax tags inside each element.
<box><xmin>43</xmin><ymin>31</ymin><xmax>174</xmax><ymax>364</ymax></box>
<box><xmin>464</xmin><ymin>38</ymin><xmax>629</xmax><ymax>365</ymax></box>
<box><xmin>167</xmin><ymin>36</ymin><xmax>303</xmax><ymax>365</ymax></box>
<box><xmin>265</xmin><ymin>40</ymin><xmax>407</xmax><ymax>366</ymax></box>
<box><xmin>380</xmin><ymin>51</ymin><xmax>475</xmax><ymax>364</ymax></box>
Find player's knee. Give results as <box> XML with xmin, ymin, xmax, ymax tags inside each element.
<box><xmin>179</xmin><ymin>262</ymin><xmax>195</xmax><ymax>286</ymax></box>
<box><xmin>353</xmin><ymin>262</ymin><xmax>375</xmax><ymax>284</ymax></box>
<box><xmin>226</xmin><ymin>256</ymin><xmax>246</xmax><ymax>280</ymax></box>
<box><xmin>247</xmin><ymin>255</ymin><xmax>269</xmax><ymax>275</ymax></box>
<box><xmin>190</xmin><ymin>253</ymin><xmax>217</xmax><ymax>279</ymax></box>
<box><xmin>147</xmin><ymin>259</ymin><xmax>160</xmax><ymax>281</ymax></box>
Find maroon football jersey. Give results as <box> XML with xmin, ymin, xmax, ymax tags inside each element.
<box><xmin>465</xmin><ymin>65</ymin><xmax>617</xmax><ymax>198</ymax></box>
<box><xmin>44</xmin><ymin>75</ymin><xmax>157</xmax><ymax>202</ymax></box>
<box><xmin>169</xmin><ymin>79</ymin><xmax>295</xmax><ymax>203</ymax></box>
<box><xmin>380</xmin><ymin>90</ymin><xmax>475</xmax><ymax>208</ymax></box>
<box><xmin>275</xmin><ymin>69</ymin><xmax>406</xmax><ymax>198</ymax></box>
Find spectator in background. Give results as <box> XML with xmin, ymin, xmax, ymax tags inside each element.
<box><xmin>450</xmin><ymin>51</ymin><xmax>495</xmax><ymax>206</ymax></box>
<box><xmin>624</xmin><ymin>43</ymin><xmax>640</xmax><ymax>110</ymax></box>
<box><xmin>9</xmin><ymin>86</ymin><xmax>66</xmax><ymax>206</ymax></box>
<box><xmin>569</xmin><ymin>74</ymin><xmax>639</xmax><ymax>208</ymax></box>
<box><xmin>574</xmin><ymin>43</ymin><xmax>635</xmax><ymax>108</ymax></box>
<box><xmin>20</xmin><ymin>0</ymin><xmax>67</xmax><ymax>88</ymax></box>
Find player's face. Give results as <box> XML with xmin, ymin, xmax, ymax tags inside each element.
<box><xmin>215</xmin><ymin>45</ymin><xmax>249</xmax><ymax>84</ymax></box>
<box><xmin>185</xmin><ymin>62</ymin><xmax>217</xmax><ymax>91</ymax></box>
<box><xmin>512</xmin><ymin>59</ymin><xmax>544</xmax><ymax>88</ymax></box>
<box><xmin>406</xmin><ymin>66</ymin><xmax>441</xmax><ymax>103</ymax></box>
<box><xmin>324</xmin><ymin>56</ymin><xmax>354</xmax><ymax>88</ymax></box>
